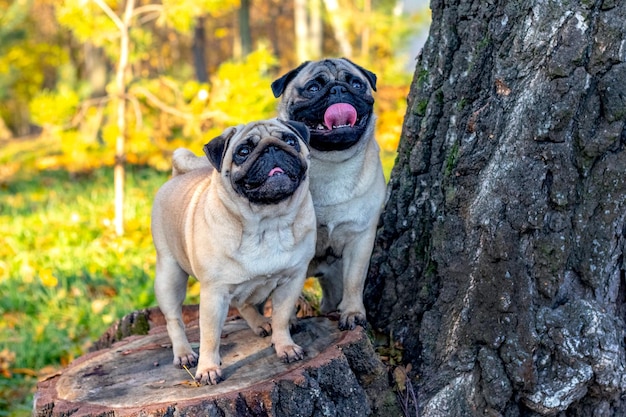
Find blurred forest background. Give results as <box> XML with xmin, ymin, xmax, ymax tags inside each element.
<box><xmin>0</xmin><ymin>0</ymin><xmax>430</xmax><ymax>414</ymax></box>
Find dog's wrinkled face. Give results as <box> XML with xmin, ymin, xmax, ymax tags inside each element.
<box><xmin>203</xmin><ymin>119</ymin><xmax>310</xmax><ymax>205</ymax></box>
<box><xmin>272</xmin><ymin>58</ymin><xmax>377</xmax><ymax>152</ymax></box>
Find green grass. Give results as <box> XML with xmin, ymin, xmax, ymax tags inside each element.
<box><xmin>0</xmin><ymin>166</ymin><xmax>168</xmax><ymax>415</ymax></box>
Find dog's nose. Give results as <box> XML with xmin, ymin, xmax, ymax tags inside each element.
<box><xmin>330</xmin><ymin>85</ymin><xmax>348</xmax><ymax>95</ymax></box>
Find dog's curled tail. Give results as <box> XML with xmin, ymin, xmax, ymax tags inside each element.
<box><xmin>172</xmin><ymin>148</ymin><xmax>211</xmax><ymax>177</ymax></box>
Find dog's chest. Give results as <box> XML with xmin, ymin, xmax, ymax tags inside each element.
<box><xmin>236</xmin><ymin>222</ymin><xmax>305</xmax><ymax>276</ymax></box>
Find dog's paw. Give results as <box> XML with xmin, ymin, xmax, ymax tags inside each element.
<box><xmin>253</xmin><ymin>321</ymin><xmax>272</xmax><ymax>338</ymax></box>
<box><xmin>195</xmin><ymin>366</ymin><xmax>223</xmax><ymax>385</ymax></box>
<box><xmin>173</xmin><ymin>350</ymin><xmax>199</xmax><ymax>368</ymax></box>
<box><xmin>338</xmin><ymin>311</ymin><xmax>368</xmax><ymax>331</ymax></box>
<box><xmin>275</xmin><ymin>343</ymin><xmax>305</xmax><ymax>363</ymax></box>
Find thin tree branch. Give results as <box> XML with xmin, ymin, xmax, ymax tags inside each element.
<box><xmin>132</xmin><ymin>4</ymin><xmax>163</xmax><ymax>17</ymax></box>
<box><xmin>91</xmin><ymin>0</ymin><xmax>124</xmax><ymax>31</ymax></box>
<box><xmin>132</xmin><ymin>86</ymin><xmax>228</xmax><ymax>122</ymax></box>
<box><xmin>68</xmin><ymin>96</ymin><xmax>111</xmax><ymax>129</ymax></box>
<box><xmin>127</xmin><ymin>93</ymin><xmax>143</xmax><ymax>130</ymax></box>
<box><xmin>137</xmin><ymin>11</ymin><xmax>161</xmax><ymax>25</ymax></box>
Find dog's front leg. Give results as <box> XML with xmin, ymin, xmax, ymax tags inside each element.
<box><xmin>154</xmin><ymin>259</ymin><xmax>199</xmax><ymax>368</ymax></box>
<box><xmin>337</xmin><ymin>227</ymin><xmax>377</xmax><ymax>330</ymax></box>
<box><xmin>270</xmin><ymin>272</ymin><xmax>307</xmax><ymax>363</ymax></box>
<box><xmin>195</xmin><ymin>284</ymin><xmax>230</xmax><ymax>385</ymax></box>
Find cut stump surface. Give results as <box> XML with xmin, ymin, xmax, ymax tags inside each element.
<box><xmin>34</xmin><ymin>307</ymin><xmax>389</xmax><ymax>417</ymax></box>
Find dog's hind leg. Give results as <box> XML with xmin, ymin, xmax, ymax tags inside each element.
<box><xmin>154</xmin><ymin>257</ymin><xmax>198</xmax><ymax>368</ymax></box>
<box><xmin>238</xmin><ymin>303</ymin><xmax>272</xmax><ymax>337</ymax></box>
<box><xmin>312</xmin><ymin>260</ymin><xmax>344</xmax><ymax>314</ymax></box>
<box><xmin>171</xmin><ymin>148</ymin><xmax>210</xmax><ymax>176</ymax></box>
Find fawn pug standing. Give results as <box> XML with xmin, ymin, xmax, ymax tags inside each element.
<box><xmin>152</xmin><ymin>119</ymin><xmax>315</xmax><ymax>385</ymax></box>
<box><xmin>271</xmin><ymin>58</ymin><xmax>386</xmax><ymax>331</ymax></box>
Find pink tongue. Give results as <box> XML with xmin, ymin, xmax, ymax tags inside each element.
<box><xmin>268</xmin><ymin>167</ymin><xmax>284</xmax><ymax>176</ymax></box>
<box><xmin>324</xmin><ymin>103</ymin><xmax>357</xmax><ymax>130</ymax></box>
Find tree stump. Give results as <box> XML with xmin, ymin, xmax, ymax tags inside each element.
<box><xmin>33</xmin><ymin>306</ymin><xmax>397</xmax><ymax>417</ymax></box>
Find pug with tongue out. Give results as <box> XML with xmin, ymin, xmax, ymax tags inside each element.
<box><xmin>271</xmin><ymin>58</ymin><xmax>386</xmax><ymax>330</ymax></box>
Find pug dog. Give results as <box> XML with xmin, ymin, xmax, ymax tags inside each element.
<box><xmin>152</xmin><ymin>118</ymin><xmax>316</xmax><ymax>385</ymax></box>
<box><xmin>271</xmin><ymin>58</ymin><xmax>386</xmax><ymax>331</ymax></box>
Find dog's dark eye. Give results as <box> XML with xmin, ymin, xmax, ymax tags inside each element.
<box><xmin>306</xmin><ymin>82</ymin><xmax>321</xmax><ymax>93</ymax></box>
<box><xmin>351</xmin><ymin>79</ymin><xmax>364</xmax><ymax>89</ymax></box>
<box><xmin>236</xmin><ymin>145</ymin><xmax>251</xmax><ymax>158</ymax></box>
<box><xmin>283</xmin><ymin>134</ymin><xmax>297</xmax><ymax>147</ymax></box>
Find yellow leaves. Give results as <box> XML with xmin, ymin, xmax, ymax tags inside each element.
<box><xmin>102</xmin><ymin>313</ymin><xmax>115</xmax><ymax>325</ymax></box>
<box><xmin>214</xmin><ymin>27</ymin><xmax>229</xmax><ymax>39</ymax></box>
<box><xmin>0</xmin><ymin>261</ymin><xmax>7</xmax><ymax>281</ymax></box>
<box><xmin>29</xmin><ymin>88</ymin><xmax>80</xmax><ymax>127</ymax></box>
<box><xmin>2</xmin><ymin>312</ymin><xmax>25</xmax><ymax>330</ymax></box>
<box><xmin>0</xmin><ymin>239</ymin><xmax>19</xmax><ymax>280</ymax></box>
<box><xmin>39</xmin><ymin>268</ymin><xmax>58</xmax><ymax>288</ymax></box>
<box><xmin>209</xmin><ymin>47</ymin><xmax>278</xmax><ymax>125</ymax></box>
<box><xmin>158</xmin><ymin>0</ymin><xmax>238</xmax><ymax>32</ymax></box>
<box><xmin>187</xmin><ymin>280</ymin><xmax>201</xmax><ymax>299</ymax></box>
<box><xmin>0</xmin><ymin>348</ymin><xmax>16</xmax><ymax>378</ymax></box>
<box><xmin>0</xmin><ymin>347</ymin><xmax>41</xmax><ymax>379</ymax></box>
<box><xmin>303</xmin><ymin>277</ymin><xmax>320</xmax><ymax>293</ymax></box>
<box><xmin>56</xmin><ymin>0</ymin><xmax>118</xmax><ymax>47</ymax></box>
<box><xmin>393</xmin><ymin>364</ymin><xmax>418</xmax><ymax>414</ymax></box>
<box><xmin>301</xmin><ymin>278</ymin><xmax>322</xmax><ymax>313</ymax></box>
<box><xmin>376</xmin><ymin>106</ymin><xmax>404</xmax><ymax>153</ymax></box>
<box><xmin>393</xmin><ymin>363</ymin><xmax>413</xmax><ymax>392</ymax></box>
<box><xmin>181</xmin><ymin>364</ymin><xmax>201</xmax><ymax>387</ymax></box>
<box><xmin>19</xmin><ymin>262</ymin><xmax>35</xmax><ymax>284</ymax></box>
<box><xmin>91</xmin><ymin>299</ymin><xmax>115</xmax><ymax>324</ymax></box>
<box><xmin>373</xmin><ymin>330</ymin><xmax>404</xmax><ymax>366</ymax></box>
<box><xmin>0</xmin><ymin>30</ymin><xmax>67</xmax><ymax>84</ymax></box>
<box><xmin>91</xmin><ymin>298</ymin><xmax>109</xmax><ymax>315</ymax></box>
<box><xmin>33</xmin><ymin>127</ymin><xmax>111</xmax><ymax>173</ymax></box>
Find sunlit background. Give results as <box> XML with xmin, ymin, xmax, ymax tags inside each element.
<box><xmin>0</xmin><ymin>0</ymin><xmax>430</xmax><ymax>413</ymax></box>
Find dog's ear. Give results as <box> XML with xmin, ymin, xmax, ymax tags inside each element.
<box><xmin>341</xmin><ymin>58</ymin><xmax>377</xmax><ymax>92</ymax></box>
<box><xmin>283</xmin><ymin>120</ymin><xmax>310</xmax><ymax>145</ymax></box>
<box><xmin>203</xmin><ymin>127</ymin><xmax>237</xmax><ymax>172</ymax></box>
<box><xmin>271</xmin><ymin>61</ymin><xmax>310</xmax><ymax>98</ymax></box>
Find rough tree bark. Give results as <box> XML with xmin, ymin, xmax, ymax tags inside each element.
<box><xmin>365</xmin><ymin>1</ymin><xmax>626</xmax><ymax>416</ymax></box>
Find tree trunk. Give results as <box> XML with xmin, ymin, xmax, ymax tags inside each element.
<box><xmin>323</xmin><ymin>0</ymin><xmax>352</xmax><ymax>58</ymax></box>
<box><xmin>91</xmin><ymin>0</ymin><xmax>136</xmax><ymax>237</ymax></box>
<box><xmin>34</xmin><ymin>307</ymin><xmax>398</xmax><ymax>416</ymax></box>
<box><xmin>309</xmin><ymin>0</ymin><xmax>322</xmax><ymax>60</ymax></box>
<box><xmin>239</xmin><ymin>0</ymin><xmax>252</xmax><ymax>58</ymax></box>
<box><xmin>114</xmin><ymin>0</ymin><xmax>134</xmax><ymax>237</ymax></box>
<box><xmin>84</xmin><ymin>43</ymin><xmax>107</xmax><ymax>98</ymax></box>
<box><xmin>192</xmin><ymin>17</ymin><xmax>208</xmax><ymax>83</ymax></box>
<box><xmin>365</xmin><ymin>1</ymin><xmax>626</xmax><ymax>416</ymax></box>
<box><xmin>294</xmin><ymin>0</ymin><xmax>310</xmax><ymax>63</ymax></box>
